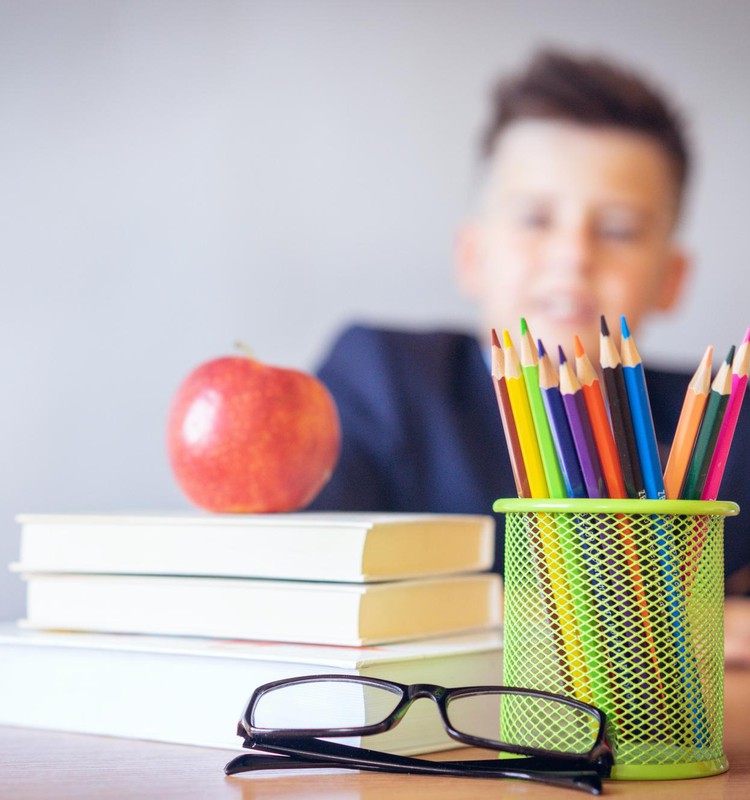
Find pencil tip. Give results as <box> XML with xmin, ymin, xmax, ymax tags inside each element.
<box><xmin>620</xmin><ymin>315</ymin><xmax>631</xmax><ymax>339</ymax></box>
<box><xmin>726</xmin><ymin>344</ymin><xmax>736</xmax><ymax>364</ymax></box>
<box><xmin>502</xmin><ymin>329</ymin><xmax>513</xmax><ymax>350</ymax></box>
<box><xmin>491</xmin><ymin>328</ymin><xmax>501</xmax><ymax>348</ymax></box>
<box><xmin>743</xmin><ymin>327</ymin><xmax>750</xmax><ymax>345</ymax></box>
<box><xmin>537</xmin><ymin>338</ymin><xmax>546</xmax><ymax>358</ymax></box>
<box><xmin>573</xmin><ymin>335</ymin><xmax>585</xmax><ymax>358</ymax></box>
<box><xmin>558</xmin><ymin>345</ymin><xmax>567</xmax><ymax>364</ymax></box>
<box><xmin>600</xmin><ymin>315</ymin><xmax>610</xmax><ymax>336</ymax></box>
<box><xmin>520</xmin><ymin>317</ymin><xmax>528</xmax><ymax>335</ymax></box>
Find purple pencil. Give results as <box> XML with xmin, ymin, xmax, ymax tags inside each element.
<box><xmin>559</xmin><ymin>345</ymin><xmax>607</xmax><ymax>498</ymax></box>
<box><xmin>538</xmin><ymin>340</ymin><xmax>586</xmax><ymax>499</ymax></box>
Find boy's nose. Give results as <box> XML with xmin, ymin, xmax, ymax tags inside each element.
<box><xmin>546</xmin><ymin>226</ymin><xmax>595</xmax><ymax>276</ymax></box>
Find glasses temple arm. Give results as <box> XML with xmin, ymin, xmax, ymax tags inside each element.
<box><xmin>227</xmin><ymin>737</ymin><xmax>604</xmax><ymax>794</ymax></box>
<box><xmin>249</xmin><ymin>734</ymin><xmax>599</xmax><ymax>770</ymax></box>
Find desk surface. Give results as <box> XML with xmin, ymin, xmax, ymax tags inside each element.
<box><xmin>2</xmin><ymin>669</ymin><xmax>749</xmax><ymax>799</ymax></box>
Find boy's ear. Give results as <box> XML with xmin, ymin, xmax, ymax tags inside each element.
<box><xmin>656</xmin><ymin>246</ymin><xmax>690</xmax><ymax>311</ymax></box>
<box><xmin>454</xmin><ymin>221</ymin><xmax>485</xmax><ymax>300</ymax></box>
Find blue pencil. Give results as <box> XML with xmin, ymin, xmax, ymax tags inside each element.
<box><xmin>620</xmin><ymin>318</ymin><xmax>708</xmax><ymax>744</ymax></box>
<box><xmin>558</xmin><ymin>346</ymin><xmax>606</xmax><ymax>499</ymax></box>
<box><xmin>620</xmin><ymin>316</ymin><xmax>666</xmax><ymax>500</ymax></box>
<box><xmin>537</xmin><ymin>340</ymin><xmax>586</xmax><ymax>498</ymax></box>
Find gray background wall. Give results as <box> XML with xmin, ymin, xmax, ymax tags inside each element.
<box><xmin>2</xmin><ymin>0</ymin><xmax>749</xmax><ymax>620</ymax></box>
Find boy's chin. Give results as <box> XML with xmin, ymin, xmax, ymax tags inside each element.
<box><xmin>531</xmin><ymin>321</ymin><xmax>600</xmax><ymax>359</ymax></box>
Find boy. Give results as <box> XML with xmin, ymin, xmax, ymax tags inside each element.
<box><xmin>310</xmin><ymin>49</ymin><xmax>750</xmax><ymax>665</ymax></box>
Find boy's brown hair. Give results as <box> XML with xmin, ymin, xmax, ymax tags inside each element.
<box><xmin>482</xmin><ymin>49</ymin><xmax>690</xmax><ymax>207</ymax></box>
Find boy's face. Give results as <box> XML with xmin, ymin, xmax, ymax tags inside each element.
<box><xmin>457</xmin><ymin>120</ymin><xmax>688</xmax><ymax>358</ymax></box>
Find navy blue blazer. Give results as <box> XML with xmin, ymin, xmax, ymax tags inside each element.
<box><xmin>310</xmin><ymin>325</ymin><xmax>750</xmax><ymax>584</ymax></box>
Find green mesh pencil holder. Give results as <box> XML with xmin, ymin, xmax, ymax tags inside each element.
<box><xmin>493</xmin><ymin>498</ymin><xmax>738</xmax><ymax>781</ymax></box>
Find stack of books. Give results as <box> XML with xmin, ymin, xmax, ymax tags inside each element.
<box><xmin>1</xmin><ymin>511</ymin><xmax>503</xmax><ymax>754</ymax></box>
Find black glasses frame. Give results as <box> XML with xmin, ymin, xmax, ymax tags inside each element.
<box><xmin>236</xmin><ymin>674</ymin><xmax>614</xmax><ymax>764</ymax></box>
<box><xmin>224</xmin><ymin>674</ymin><xmax>615</xmax><ymax>794</ymax></box>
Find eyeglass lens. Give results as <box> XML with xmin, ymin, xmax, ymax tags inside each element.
<box><xmin>446</xmin><ymin>692</ymin><xmax>600</xmax><ymax>755</ymax></box>
<box><xmin>251</xmin><ymin>679</ymin><xmax>403</xmax><ymax>731</ymax></box>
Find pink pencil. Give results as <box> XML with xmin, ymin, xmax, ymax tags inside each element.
<box><xmin>702</xmin><ymin>327</ymin><xmax>750</xmax><ymax>500</ymax></box>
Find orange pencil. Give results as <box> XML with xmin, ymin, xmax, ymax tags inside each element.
<box><xmin>574</xmin><ymin>335</ymin><xmax>627</xmax><ymax>498</ymax></box>
<box><xmin>663</xmin><ymin>346</ymin><xmax>713</xmax><ymax>500</ymax></box>
<box><xmin>491</xmin><ymin>329</ymin><xmax>530</xmax><ymax>498</ymax></box>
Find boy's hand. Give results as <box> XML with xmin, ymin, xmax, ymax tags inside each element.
<box><xmin>725</xmin><ymin>596</ymin><xmax>750</xmax><ymax>668</ymax></box>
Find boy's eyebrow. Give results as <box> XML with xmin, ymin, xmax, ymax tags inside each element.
<box><xmin>595</xmin><ymin>204</ymin><xmax>658</xmax><ymax>229</ymax></box>
<box><xmin>500</xmin><ymin>194</ymin><xmax>658</xmax><ymax>221</ymax></box>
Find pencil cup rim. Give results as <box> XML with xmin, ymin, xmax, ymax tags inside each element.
<box><xmin>492</xmin><ymin>498</ymin><xmax>739</xmax><ymax>517</ymax></box>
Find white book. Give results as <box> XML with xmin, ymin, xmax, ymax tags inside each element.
<box><xmin>0</xmin><ymin>625</ymin><xmax>503</xmax><ymax>755</ymax></box>
<box><xmin>14</xmin><ymin>511</ymin><xmax>494</xmax><ymax>582</ymax></box>
<box><xmin>18</xmin><ymin>572</ymin><xmax>502</xmax><ymax>646</ymax></box>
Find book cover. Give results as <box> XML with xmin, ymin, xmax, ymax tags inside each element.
<box><xmin>18</xmin><ymin>572</ymin><xmax>503</xmax><ymax>646</ymax></box>
<box><xmin>14</xmin><ymin>511</ymin><xmax>495</xmax><ymax>582</ymax></box>
<box><xmin>0</xmin><ymin>625</ymin><xmax>504</xmax><ymax>755</ymax></box>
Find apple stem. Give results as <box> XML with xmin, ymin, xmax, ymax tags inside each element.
<box><xmin>234</xmin><ymin>341</ymin><xmax>255</xmax><ymax>360</ymax></box>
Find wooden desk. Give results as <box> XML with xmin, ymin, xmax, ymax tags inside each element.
<box><xmin>1</xmin><ymin>669</ymin><xmax>748</xmax><ymax>799</ymax></box>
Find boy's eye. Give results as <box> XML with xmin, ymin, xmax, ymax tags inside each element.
<box><xmin>517</xmin><ymin>208</ymin><xmax>552</xmax><ymax>230</ymax></box>
<box><xmin>597</xmin><ymin>211</ymin><xmax>644</xmax><ymax>242</ymax></box>
<box><xmin>598</xmin><ymin>223</ymin><xmax>638</xmax><ymax>242</ymax></box>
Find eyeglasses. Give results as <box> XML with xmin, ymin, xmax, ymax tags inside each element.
<box><xmin>224</xmin><ymin>674</ymin><xmax>616</xmax><ymax>794</ymax></box>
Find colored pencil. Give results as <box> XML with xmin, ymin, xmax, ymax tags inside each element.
<box><xmin>702</xmin><ymin>328</ymin><xmax>750</xmax><ymax>500</ymax></box>
<box><xmin>546</xmin><ymin>341</ymin><xmax>622</xmax><ymax>711</ymax></box>
<box><xmin>574</xmin><ymin>335</ymin><xmax>627</xmax><ymax>499</ymax></box>
<box><xmin>520</xmin><ymin>319</ymin><xmax>567</xmax><ymax>499</ymax></box>
<box><xmin>559</xmin><ymin>346</ymin><xmax>606</xmax><ymax>498</ymax></box>
<box><xmin>536</xmin><ymin>337</ymin><xmax>602</xmax><ymax>705</ymax></box>
<box><xmin>680</xmin><ymin>345</ymin><xmax>735</xmax><ymax>500</ymax></box>
<box><xmin>576</xmin><ymin>331</ymin><xmax>664</xmax><ymax>703</ymax></box>
<box><xmin>663</xmin><ymin>346</ymin><xmax>713</xmax><ymax>500</ymax></box>
<box><xmin>537</xmin><ymin>340</ymin><xmax>586</xmax><ymax>498</ymax></box>
<box><xmin>683</xmin><ymin>336</ymin><xmax>749</xmax><ymax>596</ymax></box>
<box><xmin>600</xmin><ymin>316</ymin><xmax>646</xmax><ymax>499</ymax></box>
<box><xmin>619</xmin><ymin>317</ymin><xmax>709</xmax><ymax>741</ymax></box>
<box><xmin>525</xmin><ymin>524</ymin><xmax>586</xmax><ymax>701</ymax></box>
<box><xmin>490</xmin><ymin>329</ymin><xmax>530</xmax><ymax>498</ymax></box>
<box><xmin>620</xmin><ymin>316</ymin><xmax>665</xmax><ymax>500</ymax></box>
<box><xmin>506</xmin><ymin>333</ymin><xmax>586</xmax><ymax>700</ymax></box>
<box><xmin>502</xmin><ymin>330</ymin><xmax>549</xmax><ymax>499</ymax></box>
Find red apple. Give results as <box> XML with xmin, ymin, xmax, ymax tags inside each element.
<box><xmin>167</xmin><ymin>349</ymin><xmax>341</xmax><ymax>513</ymax></box>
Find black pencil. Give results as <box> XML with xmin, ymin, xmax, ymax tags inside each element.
<box><xmin>599</xmin><ymin>315</ymin><xmax>645</xmax><ymax>499</ymax></box>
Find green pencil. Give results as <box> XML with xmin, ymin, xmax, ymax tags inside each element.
<box><xmin>681</xmin><ymin>345</ymin><xmax>734</xmax><ymax>500</ymax></box>
<box><xmin>520</xmin><ymin>319</ymin><xmax>567</xmax><ymax>498</ymax></box>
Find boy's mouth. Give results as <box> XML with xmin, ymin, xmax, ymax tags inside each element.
<box><xmin>532</xmin><ymin>295</ymin><xmax>596</xmax><ymax>326</ymax></box>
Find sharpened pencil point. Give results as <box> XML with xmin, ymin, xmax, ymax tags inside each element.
<box><xmin>520</xmin><ymin>317</ymin><xmax>528</xmax><ymax>335</ymax></box>
<box><xmin>573</xmin><ymin>335</ymin><xmax>585</xmax><ymax>358</ymax></box>
<box><xmin>600</xmin><ymin>315</ymin><xmax>610</xmax><ymax>337</ymax></box>
<box><xmin>620</xmin><ymin>315</ymin><xmax>631</xmax><ymax>339</ymax></box>
<box><xmin>558</xmin><ymin>345</ymin><xmax>567</xmax><ymax>365</ymax></box>
<box><xmin>491</xmin><ymin>328</ymin><xmax>501</xmax><ymax>348</ymax></box>
<box><xmin>725</xmin><ymin>345</ymin><xmax>736</xmax><ymax>365</ymax></box>
<box><xmin>502</xmin><ymin>329</ymin><xmax>513</xmax><ymax>350</ymax></box>
<box><xmin>743</xmin><ymin>327</ymin><xmax>750</xmax><ymax>345</ymax></box>
<box><xmin>537</xmin><ymin>338</ymin><xmax>547</xmax><ymax>358</ymax></box>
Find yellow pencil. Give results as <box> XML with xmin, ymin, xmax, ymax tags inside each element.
<box><xmin>502</xmin><ymin>330</ymin><xmax>549</xmax><ymax>498</ymax></box>
<box><xmin>504</xmin><ymin>332</ymin><xmax>591</xmax><ymax>702</ymax></box>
